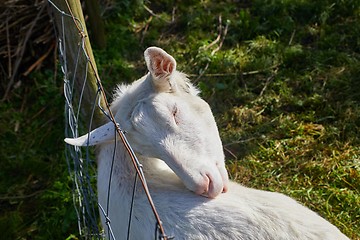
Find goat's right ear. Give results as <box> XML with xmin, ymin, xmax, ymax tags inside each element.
<box><xmin>144</xmin><ymin>47</ymin><xmax>177</xmax><ymax>92</ymax></box>
<box><xmin>64</xmin><ymin>122</ymin><xmax>116</xmax><ymax>146</ymax></box>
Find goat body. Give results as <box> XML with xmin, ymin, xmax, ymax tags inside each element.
<box><xmin>66</xmin><ymin>47</ymin><xmax>349</xmax><ymax>240</ymax></box>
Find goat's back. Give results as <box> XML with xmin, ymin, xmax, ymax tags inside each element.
<box><xmin>98</xmin><ymin>154</ymin><xmax>348</xmax><ymax>240</ymax></box>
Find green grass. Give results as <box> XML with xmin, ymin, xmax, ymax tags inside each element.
<box><xmin>0</xmin><ymin>70</ymin><xmax>78</xmax><ymax>239</ymax></box>
<box><xmin>1</xmin><ymin>0</ymin><xmax>359</xmax><ymax>239</ymax></box>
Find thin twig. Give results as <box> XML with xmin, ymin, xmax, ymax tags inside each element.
<box><xmin>171</xmin><ymin>6</ymin><xmax>176</xmax><ymax>23</ymax></box>
<box><xmin>259</xmin><ymin>68</ymin><xmax>278</xmax><ymax>97</ymax></box>
<box><xmin>23</xmin><ymin>42</ymin><xmax>55</xmax><ymax>76</ymax></box>
<box><xmin>223</xmin><ymin>146</ymin><xmax>238</xmax><ymax>160</ymax></box>
<box><xmin>140</xmin><ymin>16</ymin><xmax>152</xmax><ymax>45</ymax></box>
<box><xmin>53</xmin><ymin>40</ymin><xmax>58</xmax><ymax>83</ymax></box>
<box><xmin>188</xmin><ymin>64</ymin><xmax>280</xmax><ymax>78</ymax></box>
<box><xmin>211</xmin><ymin>18</ymin><xmax>229</xmax><ymax>56</ymax></box>
<box><xmin>223</xmin><ymin>137</ymin><xmax>258</xmax><ymax>147</ymax></box>
<box><xmin>6</xmin><ymin>17</ymin><xmax>11</xmax><ymax>79</ymax></box>
<box><xmin>289</xmin><ymin>30</ymin><xmax>296</xmax><ymax>46</ymax></box>
<box><xmin>203</xmin><ymin>15</ymin><xmax>222</xmax><ymax>51</ymax></box>
<box><xmin>0</xmin><ymin>190</ymin><xmax>44</xmax><ymax>201</ymax></box>
<box><xmin>144</xmin><ymin>5</ymin><xmax>171</xmax><ymax>23</ymax></box>
<box><xmin>195</xmin><ymin>15</ymin><xmax>229</xmax><ymax>82</ymax></box>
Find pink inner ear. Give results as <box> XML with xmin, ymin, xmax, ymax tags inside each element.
<box><xmin>152</xmin><ymin>55</ymin><xmax>174</xmax><ymax>78</ymax></box>
<box><xmin>144</xmin><ymin>47</ymin><xmax>177</xmax><ymax>83</ymax></box>
<box><xmin>164</xmin><ymin>59</ymin><xmax>174</xmax><ymax>73</ymax></box>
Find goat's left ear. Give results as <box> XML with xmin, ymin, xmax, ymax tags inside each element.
<box><xmin>144</xmin><ymin>47</ymin><xmax>177</xmax><ymax>92</ymax></box>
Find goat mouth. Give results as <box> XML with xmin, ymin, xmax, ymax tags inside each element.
<box><xmin>162</xmin><ymin>154</ymin><xmax>228</xmax><ymax>198</ymax></box>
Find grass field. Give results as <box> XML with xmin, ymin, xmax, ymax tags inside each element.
<box><xmin>0</xmin><ymin>0</ymin><xmax>359</xmax><ymax>239</ymax></box>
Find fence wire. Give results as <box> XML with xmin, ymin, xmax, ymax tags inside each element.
<box><xmin>47</xmin><ymin>1</ymin><xmax>169</xmax><ymax>239</ymax></box>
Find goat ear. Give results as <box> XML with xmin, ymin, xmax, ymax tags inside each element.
<box><xmin>64</xmin><ymin>122</ymin><xmax>115</xmax><ymax>146</ymax></box>
<box><xmin>144</xmin><ymin>47</ymin><xmax>177</xmax><ymax>92</ymax></box>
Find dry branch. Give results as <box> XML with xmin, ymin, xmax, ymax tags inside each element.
<box><xmin>0</xmin><ymin>0</ymin><xmax>55</xmax><ymax>100</ymax></box>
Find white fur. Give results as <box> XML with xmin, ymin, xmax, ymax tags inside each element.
<box><xmin>65</xmin><ymin>47</ymin><xmax>349</xmax><ymax>240</ymax></box>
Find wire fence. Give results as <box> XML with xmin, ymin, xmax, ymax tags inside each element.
<box><xmin>47</xmin><ymin>1</ymin><xmax>169</xmax><ymax>239</ymax></box>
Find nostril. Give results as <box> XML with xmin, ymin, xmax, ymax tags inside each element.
<box><xmin>195</xmin><ymin>174</ymin><xmax>210</xmax><ymax>196</ymax></box>
<box><xmin>205</xmin><ymin>171</ymin><xmax>225</xmax><ymax>198</ymax></box>
<box><xmin>205</xmin><ymin>173</ymin><xmax>219</xmax><ymax>199</ymax></box>
<box><xmin>205</xmin><ymin>173</ymin><xmax>212</xmax><ymax>194</ymax></box>
<box><xmin>204</xmin><ymin>174</ymin><xmax>210</xmax><ymax>193</ymax></box>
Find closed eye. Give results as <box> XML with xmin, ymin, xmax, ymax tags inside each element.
<box><xmin>172</xmin><ymin>105</ymin><xmax>179</xmax><ymax>125</ymax></box>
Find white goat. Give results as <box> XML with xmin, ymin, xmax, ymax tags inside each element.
<box><xmin>65</xmin><ymin>47</ymin><xmax>349</xmax><ymax>240</ymax></box>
